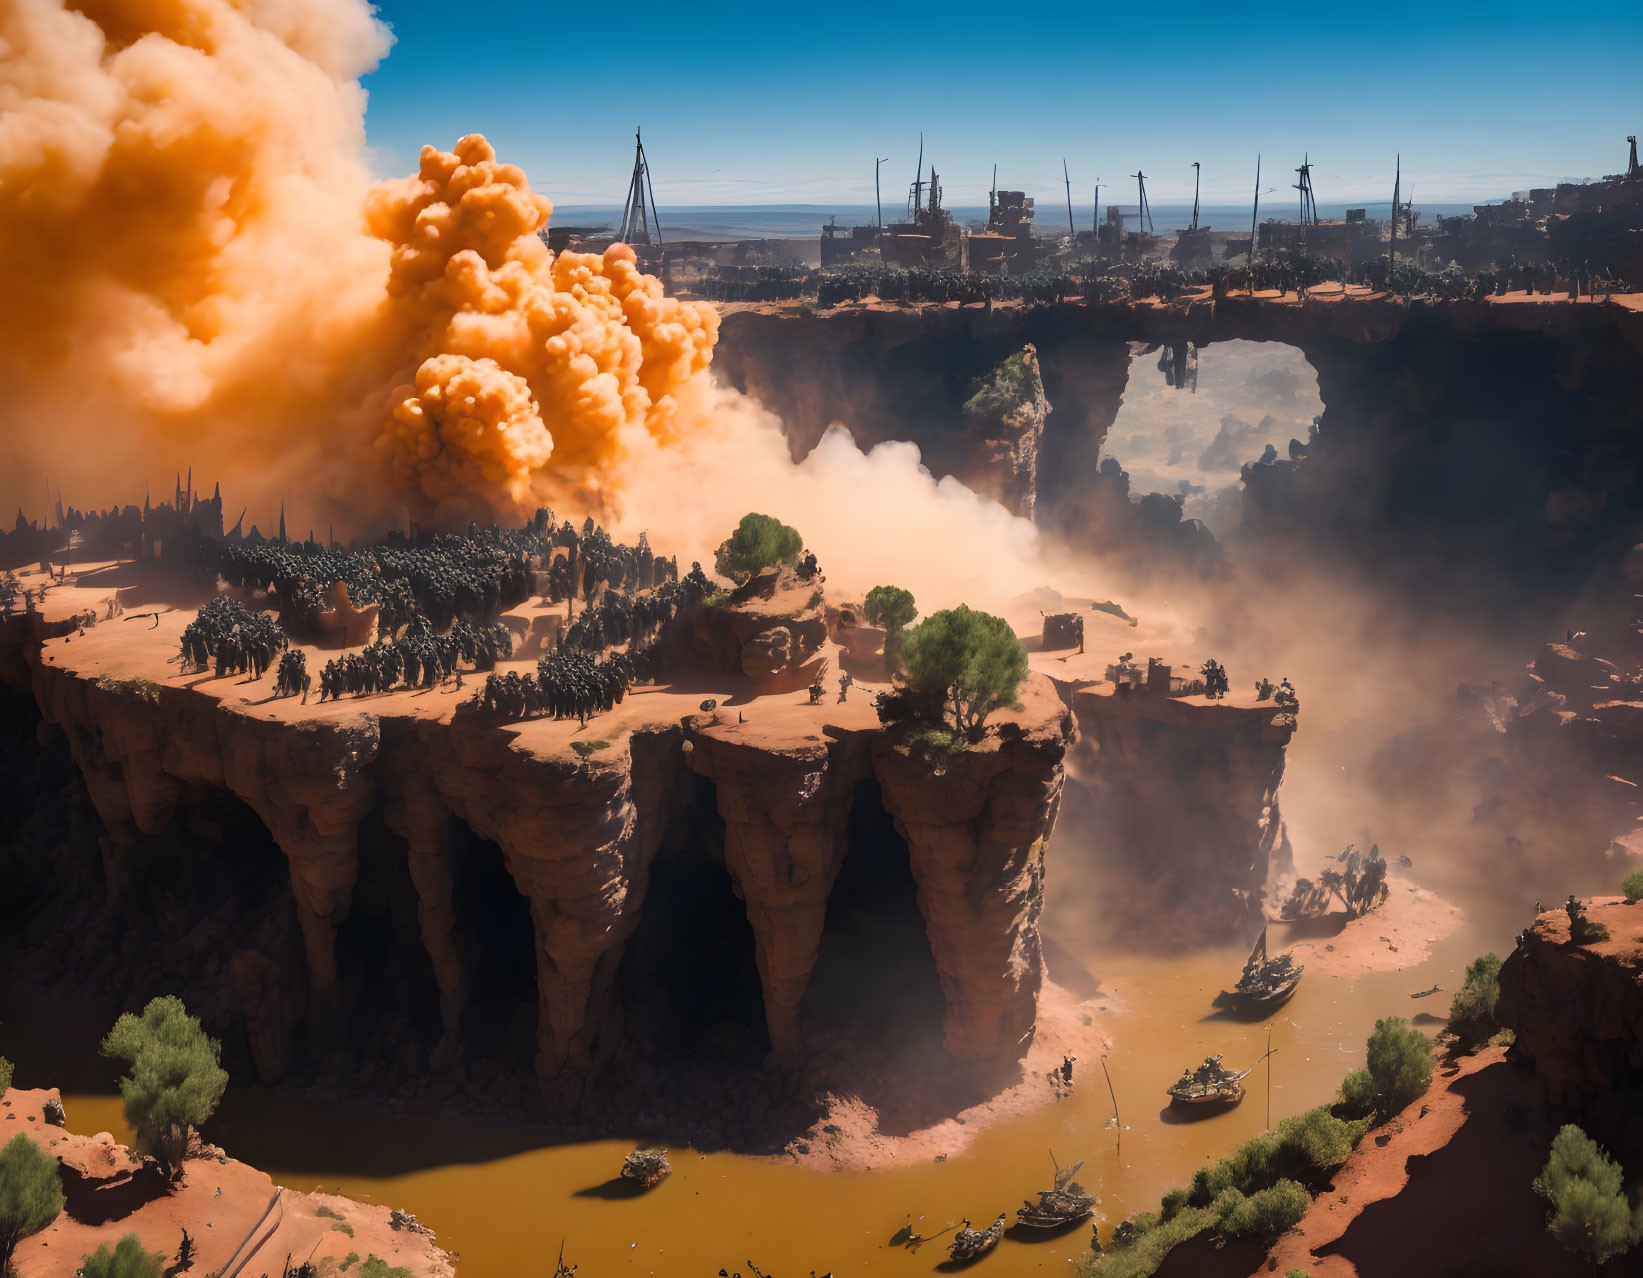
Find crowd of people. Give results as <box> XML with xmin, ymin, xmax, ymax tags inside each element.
<box><xmin>476</xmin><ymin>646</ymin><xmax>656</xmax><ymax>724</ymax></box>
<box><xmin>315</xmin><ymin>619</ymin><xmax>513</xmax><ymax>701</ymax></box>
<box><xmin>178</xmin><ymin>596</ymin><xmax>287</xmax><ymax>677</ymax></box>
<box><xmin>680</xmin><ymin>245</ymin><xmax>1627</xmax><ymax>313</ymax></box>
<box><xmin>212</xmin><ymin>528</ymin><xmax>539</xmax><ymax>637</ymax></box>
<box><xmin>561</xmin><ymin>566</ymin><xmax>711</xmax><ymax>651</ymax></box>
<box><xmin>274</xmin><ymin>649</ymin><xmax>309</xmax><ymax>699</ymax></box>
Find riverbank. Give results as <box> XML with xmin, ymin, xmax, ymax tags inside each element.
<box><xmin>2</xmin><ymin>1084</ymin><xmax>453</xmax><ymax>1278</ymax></box>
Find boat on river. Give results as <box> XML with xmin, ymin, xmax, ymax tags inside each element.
<box><xmin>1017</xmin><ymin>1154</ymin><xmax>1097</xmax><ymax>1229</ymax></box>
<box><xmin>949</xmin><ymin>1212</ymin><xmax>1006</xmax><ymax>1262</ymax></box>
<box><xmin>1227</xmin><ymin>927</ymin><xmax>1303</xmax><ymax>1012</ymax></box>
<box><xmin>1166</xmin><ymin>1054</ymin><xmax>1253</xmax><ymax>1108</ymax></box>
<box><xmin>620</xmin><ymin>1147</ymin><xmax>672</xmax><ymax>1189</ymax></box>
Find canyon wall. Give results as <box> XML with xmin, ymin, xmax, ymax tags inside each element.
<box><xmin>1497</xmin><ymin>898</ymin><xmax>1643</xmax><ymax>1107</ymax></box>
<box><xmin>1055</xmin><ymin>682</ymin><xmax>1296</xmax><ymax>940</ymax></box>
<box><xmin>717</xmin><ymin>295</ymin><xmax>1643</xmax><ymax>610</ymax></box>
<box><xmin>6</xmin><ymin>626</ymin><xmax>1073</xmax><ymax>1107</ymax></box>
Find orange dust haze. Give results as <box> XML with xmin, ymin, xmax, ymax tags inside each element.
<box><xmin>1</xmin><ymin>1</ymin><xmax>717</xmax><ymax>530</ymax></box>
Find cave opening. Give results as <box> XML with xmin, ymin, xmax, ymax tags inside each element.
<box><xmin>335</xmin><ymin>808</ymin><xmax>441</xmax><ymax>1063</ymax></box>
<box><xmin>616</xmin><ymin>774</ymin><xmax>767</xmax><ymax>1061</ymax></box>
<box><xmin>804</xmin><ymin>777</ymin><xmax>945</xmax><ymax>1057</ymax></box>
<box><xmin>110</xmin><ymin>790</ymin><xmax>302</xmax><ymax>1077</ymax></box>
<box><xmin>1082</xmin><ymin>338</ymin><xmax>1324</xmax><ymax>539</ymax></box>
<box><xmin>448</xmin><ymin>819</ymin><xmax>538</xmax><ymax>1072</ymax></box>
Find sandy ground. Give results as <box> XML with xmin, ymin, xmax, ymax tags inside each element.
<box><xmin>17</xmin><ymin>558</ymin><xmax>893</xmax><ymax>767</ymax></box>
<box><xmin>1255</xmin><ymin>1046</ymin><xmax>1587</xmax><ymax>1278</ymax></box>
<box><xmin>780</xmin><ymin>979</ymin><xmax>1110</xmax><ymax>1173</ymax></box>
<box><xmin>3</xmin><ymin>1087</ymin><xmax>451</xmax><ymax>1278</ymax></box>
<box><xmin>1272</xmin><ymin>882</ymin><xmax>1465</xmax><ymax>981</ymax></box>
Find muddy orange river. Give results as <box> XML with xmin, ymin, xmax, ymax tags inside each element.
<box><xmin>55</xmin><ymin>915</ymin><xmax>1491</xmax><ymax>1278</ymax></box>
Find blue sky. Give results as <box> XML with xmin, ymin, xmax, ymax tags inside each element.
<box><xmin>362</xmin><ymin>1</ymin><xmax>1642</xmax><ymax>207</ymax></box>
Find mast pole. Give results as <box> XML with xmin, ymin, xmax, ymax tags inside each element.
<box><xmin>876</xmin><ymin>156</ymin><xmax>888</xmax><ymax>229</ymax></box>
<box><xmin>1388</xmin><ymin>154</ymin><xmax>1400</xmax><ymax>277</ymax></box>
<box><xmin>1248</xmin><ymin>154</ymin><xmax>1262</xmax><ymax>281</ymax></box>
<box><xmin>1191</xmin><ymin>161</ymin><xmax>1201</xmax><ymax>233</ymax></box>
<box><xmin>1064</xmin><ymin>158</ymin><xmax>1076</xmax><ymax>238</ymax></box>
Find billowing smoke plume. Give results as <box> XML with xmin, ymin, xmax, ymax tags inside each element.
<box><xmin>1</xmin><ymin>2</ymin><xmax>717</xmax><ymax>530</ymax></box>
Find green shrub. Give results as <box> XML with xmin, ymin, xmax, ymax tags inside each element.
<box><xmin>1215</xmin><ymin>1178</ymin><xmax>1310</xmax><ymax>1239</ymax></box>
<box><xmin>1189</xmin><ymin>1105</ymin><xmax>1364</xmax><ymax>1207</ymax></box>
<box><xmin>1446</xmin><ymin>953</ymin><xmax>1505</xmax><ymax>1052</ymax></box>
<box><xmin>1361</xmin><ymin>1017</ymin><xmax>1433</xmax><ymax>1121</ymax></box>
<box><xmin>1336</xmin><ymin>1067</ymin><xmax>1377</xmax><ymax>1120</ymax></box>
<box><xmin>0</xmin><ymin>1132</ymin><xmax>65</xmax><ymax>1273</ymax></box>
<box><xmin>962</xmin><ymin>349</ymin><xmax>1038</xmax><ymax>423</ymax></box>
<box><xmin>895</xmin><ymin>605</ymin><xmax>1028</xmax><ymax>738</ymax></box>
<box><xmin>1623</xmin><ymin>868</ymin><xmax>1643</xmax><ymax>904</ymax></box>
<box><xmin>78</xmin><ymin>1232</ymin><xmax>166</xmax><ymax>1278</ymax></box>
<box><xmin>713</xmin><ymin>513</ymin><xmax>802</xmax><ymax>581</ymax></box>
<box><xmin>1271</xmin><ymin>1106</ymin><xmax>1369</xmax><ymax>1187</ymax></box>
<box><xmin>1533</xmin><ymin>1124</ymin><xmax>1640</xmax><ymax>1268</ymax></box>
<box><xmin>0</xmin><ymin>1057</ymin><xmax>11</xmax><ymax>1100</ymax></box>
<box><xmin>358</xmin><ymin>1257</ymin><xmax>413</xmax><ymax>1278</ymax></box>
<box><xmin>1085</xmin><ymin>1208</ymin><xmax>1213</xmax><ymax>1278</ymax></box>
<box><xmin>100</xmin><ymin>996</ymin><xmax>229</xmax><ymax>1178</ymax></box>
<box><xmin>570</xmin><ymin>739</ymin><xmax>610</xmax><ymax>758</ymax></box>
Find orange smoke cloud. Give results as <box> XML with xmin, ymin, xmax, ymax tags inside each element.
<box><xmin>364</xmin><ymin>135</ymin><xmax>719</xmax><ymax>523</ymax></box>
<box><xmin>0</xmin><ymin>2</ymin><xmax>717</xmax><ymax>530</ymax></box>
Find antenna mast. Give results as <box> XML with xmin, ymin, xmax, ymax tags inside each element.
<box><xmin>617</xmin><ymin>127</ymin><xmax>662</xmax><ymax>245</ymax></box>
<box><xmin>1388</xmin><ymin>154</ymin><xmax>1400</xmax><ymax>274</ymax></box>
<box><xmin>1063</xmin><ymin>158</ymin><xmax>1076</xmax><ymax>238</ymax></box>
<box><xmin>910</xmin><ymin>132</ymin><xmax>925</xmax><ymax>216</ymax></box>
<box><xmin>1248</xmin><ymin>154</ymin><xmax>1261</xmax><ymax>277</ymax></box>
<box><xmin>875</xmin><ymin>156</ymin><xmax>888</xmax><ymax>228</ymax></box>
<box><xmin>1190</xmin><ymin>161</ymin><xmax>1201</xmax><ymax>233</ymax></box>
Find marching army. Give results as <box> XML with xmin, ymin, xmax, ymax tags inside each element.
<box><xmin>178</xmin><ymin>596</ymin><xmax>287</xmax><ymax>677</ymax></box>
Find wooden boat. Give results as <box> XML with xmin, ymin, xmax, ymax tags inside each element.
<box><xmin>1410</xmin><ymin>984</ymin><xmax>1442</xmax><ymax>999</ymax></box>
<box><xmin>1017</xmin><ymin>1154</ymin><xmax>1097</xmax><ymax>1230</ymax></box>
<box><xmin>948</xmin><ymin>1212</ymin><xmax>1006</xmax><ymax>1262</ymax></box>
<box><xmin>1227</xmin><ymin>927</ymin><xmax>1304</xmax><ymax>1012</ymax></box>
<box><xmin>620</xmin><ymin>1147</ymin><xmax>671</xmax><ymax>1190</ymax></box>
<box><xmin>1167</xmin><ymin>1055</ymin><xmax>1253</xmax><ymax>1108</ymax></box>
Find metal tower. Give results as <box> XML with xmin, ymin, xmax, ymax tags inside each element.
<box><xmin>617</xmin><ymin>127</ymin><xmax>663</xmax><ymax>246</ymax></box>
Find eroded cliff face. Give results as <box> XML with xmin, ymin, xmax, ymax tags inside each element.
<box><xmin>1497</xmin><ymin>898</ymin><xmax>1643</xmax><ymax>1107</ymax></box>
<box><xmin>11</xmin><ymin>635</ymin><xmax>1073</xmax><ymax>1108</ymax></box>
<box><xmin>873</xmin><ymin>675</ymin><xmax>1071</xmax><ymax>1059</ymax></box>
<box><xmin>1056</xmin><ymin>684</ymin><xmax>1296</xmax><ymax>939</ymax></box>
<box><xmin>957</xmin><ymin>345</ymin><xmax>1049</xmax><ymax>519</ymax></box>
<box><xmin>718</xmin><ymin>295</ymin><xmax>1643</xmax><ymax>611</ymax></box>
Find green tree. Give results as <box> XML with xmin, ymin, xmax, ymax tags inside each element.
<box><xmin>0</xmin><ymin>1133</ymin><xmax>64</xmax><ymax>1274</ymax></box>
<box><xmin>712</xmin><ymin>513</ymin><xmax>802</xmax><ymax>582</ymax></box>
<box><xmin>77</xmin><ymin>1233</ymin><xmax>166</xmax><ymax>1278</ymax></box>
<box><xmin>0</xmin><ymin>1058</ymin><xmax>11</xmax><ymax>1101</ymax></box>
<box><xmin>100</xmin><ymin>997</ymin><xmax>228</xmax><ymax>1180</ymax></box>
<box><xmin>896</xmin><ymin>605</ymin><xmax>1029</xmax><ymax>738</ymax></box>
<box><xmin>862</xmin><ymin>585</ymin><xmax>918</xmax><ymax>634</ymax></box>
<box><xmin>1622</xmin><ymin>868</ymin><xmax>1643</xmax><ymax>904</ymax></box>
<box><xmin>1358</xmin><ymin>1017</ymin><xmax>1434</xmax><ymax>1122</ymax></box>
<box><xmin>1446</xmin><ymin>953</ymin><xmax>1505</xmax><ymax>1053</ymax></box>
<box><xmin>863</xmin><ymin>585</ymin><xmax>918</xmax><ymax>671</ymax></box>
<box><xmin>1533</xmin><ymin>1124</ymin><xmax>1640</xmax><ymax>1271</ymax></box>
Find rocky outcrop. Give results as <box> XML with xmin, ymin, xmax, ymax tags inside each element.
<box><xmin>10</xmin><ymin>602</ymin><xmax>1075</xmax><ymax>1103</ymax></box>
<box><xmin>3</xmin><ymin>1085</ymin><xmax>452</xmax><ymax>1278</ymax></box>
<box><xmin>957</xmin><ymin>345</ymin><xmax>1048</xmax><ymax>518</ymax></box>
<box><xmin>872</xmin><ymin>674</ymin><xmax>1071</xmax><ymax>1060</ymax></box>
<box><xmin>1060</xmin><ymin>683</ymin><xmax>1295</xmax><ymax>938</ymax></box>
<box><xmin>682</xmin><ymin>723</ymin><xmax>873</xmax><ymax>1059</ymax></box>
<box><xmin>1497</xmin><ymin>897</ymin><xmax>1643</xmax><ymax>1106</ymax></box>
<box><xmin>692</xmin><ymin>565</ymin><xmax>828</xmax><ymax>690</ymax></box>
<box><xmin>718</xmin><ymin>294</ymin><xmax>1643</xmax><ymax>617</ymax></box>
